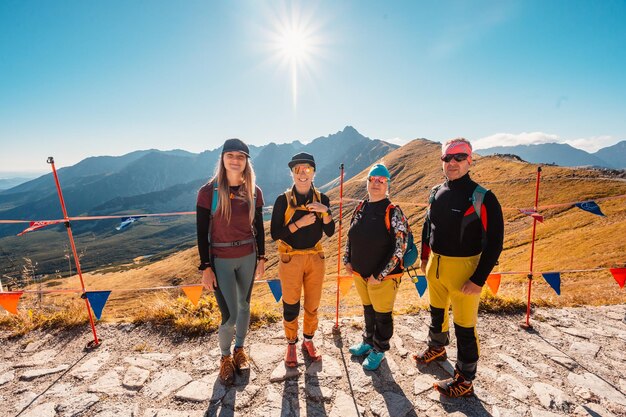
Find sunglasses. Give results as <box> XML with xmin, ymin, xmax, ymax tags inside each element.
<box><xmin>292</xmin><ymin>165</ymin><xmax>314</xmax><ymax>175</ymax></box>
<box><xmin>441</xmin><ymin>153</ymin><xmax>469</xmax><ymax>163</ymax></box>
<box><xmin>368</xmin><ymin>176</ymin><xmax>388</xmax><ymax>184</ymax></box>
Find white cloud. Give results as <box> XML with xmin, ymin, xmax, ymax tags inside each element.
<box><xmin>474</xmin><ymin>132</ymin><xmax>620</xmax><ymax>153</ymax></box>
<box><xmin>473</xmin><ymin>132</ymin><xmax>560</xmax><ymax>149</ymax></box>
<box><xmin>385</xmin><ymin>137</ymin><xmax>410</xmax><ymax>146</ymax></box>
<box><xmin>565</xmin><ymin>136</ymin><xmax>617</xmax><ymax>153</ymax></box>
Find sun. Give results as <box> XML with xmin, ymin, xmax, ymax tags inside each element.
<box><xmin>278</xmin><ymin>27</ymin><xmax>311</xmax><ymax>61</ymax></box>
<box><xmin>265</xmin><ymin>5</ymin><xmax>325</xmax><ymax>111</ymax></box>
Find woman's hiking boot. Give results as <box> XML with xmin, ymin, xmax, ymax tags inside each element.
<box><xmin>413</xmin><ymin>346</ymin><xmax>447</xmax><ymax>364</ymax></box>
<box><xmin>219</xmin><ymin>355</ymin><xmax>235</xmax><ymax>385</ymax></box>
<box><xmin>362</xmin><ymin>350</ymin><xmax>385</xmax><ymax>371</ymax></box>
<box><xmin>302</xmin><ymin>339</ymin><xmax>322</xmax><ymax>362</ymax></box>
<box><xmin>285</xmin><ymin>342</ymin><xmax>298</xmax><ymax>368</ymax></box>
<box><xmin>348</xmin><ymin>342</ymin><xmax>373</xmax><ymax>357</ymax></box>
<box><xmin>434</xmin><ymin>371</ymin><xmax>474</xmax><ymax>398</ymax></box>
<box><xmin>233</xmin><ymin>347</ymin><xmax>250</xmax><ymax>372</ymax></box>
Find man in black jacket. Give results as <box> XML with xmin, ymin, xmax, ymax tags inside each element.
<box><xmin>414</xmin><ymin>138</ymin><xmax>504</xmax><ymax>398</ymax></box>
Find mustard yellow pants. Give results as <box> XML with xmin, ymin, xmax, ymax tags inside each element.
<box><xmin>278</xmin><ymin>252</ymin><xmax>325</xmax><ymax>341</ymax></box>
<box><xmin>426</xmin><ymin>252</ymin><xmax>481</xmax><ymax>380</ymax></box>
<box><xmin>354</xmin><ymin>272</ymin><xmax>401</xmax><ymax>352</ymax></box>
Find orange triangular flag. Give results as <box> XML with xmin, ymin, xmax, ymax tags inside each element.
<box><xmin>486</xmin><ymin>274</ymin><xmax>501</xmax><ymax>295</ymax></box>
<box><xmin>339</xmin><ymin>276</ymin><xmax>354</xmax><ymax>297</ymax></box>
<box><xmin>0</xmin><ymin>292</ymin><xmax>24</xmax><ymax>314</ymax></box>
<box><xmin>610</xmin><ymin>268</ymin><xmax>626</xmax><ymax>289</ymax></box>
<box><xmin>182</xmin><ymin>285</ymin><xmax>203</xmax><ymax>306</ymax></box>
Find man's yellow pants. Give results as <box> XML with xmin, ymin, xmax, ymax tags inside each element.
<box><xmin>426</xmin><ymin>252</ymin><xmax>481</xmax><ymax>380</ymax></box>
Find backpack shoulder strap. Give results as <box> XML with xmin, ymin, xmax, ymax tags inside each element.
<box><xmin>472</xmin><ymin>185</ymin><xmax>489</xmax><ymax>232</ymax></box>
<box><xmin>472</xmin><ymin>185</ymin><xmax>488</xmax><ymax>219</ymax></box>
<box><xmin>384</xmin><ymin>204</ymin><xmax>395</xmax><ymax>232</ymax></box>
<box><xmin>428</xmin><ymin>184</ymin><xmax>443</xmax><ymax>205</ymax></box>
<box><xmin>283</xmin><ymin>190</ymin><xmax>296</xmax><ymax>226</ymax></box>
<box><xmin>211</xmin><ymin>180</ymin><xmax>219</xmax><ymax>216</ymax></box>
<box><xmin>350</xmin><ymin>199</ymin><xmax>366</xmax><ymax>222</ymax></box>
<box><xmin>313</xmin><ymin>187</ymin><xmax>321</xmax><ymax>203</ymax></box>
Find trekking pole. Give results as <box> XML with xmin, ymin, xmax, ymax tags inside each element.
<box><xmin>521</xmin><ymin>166</ymin><xmax>542</xmax><ymax>330</ymax></box>
<box><xmin>334</xmin><ymin>163</ymin><xmax>345</xmax><ymax>330</ymax></box>
<box><xmin>47</xmin><ymin>157</ymin><xmax>100</xmax><ymax>348</ymax></box>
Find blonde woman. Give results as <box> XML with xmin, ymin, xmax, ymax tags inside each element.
<box><xmin>196</xmin><ymin>138</ymin><xmax>265</xmax><ymax>385</ymax></box>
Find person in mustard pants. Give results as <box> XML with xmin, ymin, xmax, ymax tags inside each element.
<box><xmin>270</xmin><ymin>153</ymin><xmax>335</xmax><ymax>367</ymax></box>
<box><xmin>414</xmin><ymin>138</ymin><xmax>504</xmax><ymax>398</ymax></box>
<box><xmin>343</xmin><ymin>163</ymin><xmax>409</xmax><ymax>371</ymax></box>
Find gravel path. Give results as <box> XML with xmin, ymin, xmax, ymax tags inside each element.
<box><xmin>1</xmin><ymin>305</ymin><xmax>625</xmax><ymax>417</ymax></box>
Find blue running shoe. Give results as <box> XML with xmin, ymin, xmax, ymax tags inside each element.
<box><xmin>349</xmin><ymin>342</ymin><xmax>373</xmax><ymax>357</ymax></box>
<box><xmin>362</xmin><ymin>350</ymin><xmax>385</xmax><ymax>371</ymax></box>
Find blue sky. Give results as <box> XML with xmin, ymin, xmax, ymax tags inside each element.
<box><xmin>1</xmin><ymin>0</ymin><xmax>625</xmax><ymax>172</ymax></box>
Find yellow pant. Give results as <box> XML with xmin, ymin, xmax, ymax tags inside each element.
<box><xmin>425</xmin><ymin>252</ymin><xmax>481</xmax><ymax>379</ymax></box>
<box><xmin>353</xmin><ymin>272</ymin><xmax>401</xmax><ymax>313</ymax></box>
<box><xmin>426</xmin><ymin>252</ymin><xmax>481</xmax><ymax>329</ymax></box>
<box><xmin>278</xmin><ymin>251</ymin><xmax>325</xmax><ymax>341</ymax></box>
<box><xmin>353</xmin><ymin>272</ymin><xmax>401</xmax><ymax>351</ymax></box>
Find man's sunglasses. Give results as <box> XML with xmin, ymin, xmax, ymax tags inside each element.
<box><xmin>293</xmin><ymin>165</ymin><xmax>314</xmax><ymax>175</ymax></box>
<box><xmin>441</xmin><ymin>153</ymin><xmax>469</xmax><ymax>163</ymax></box>
<box><xmin>368</xmin><ymin>176</ymin><xmax>388</xmax><ymax>184</ymax></box>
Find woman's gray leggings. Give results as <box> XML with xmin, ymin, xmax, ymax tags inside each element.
<box><xmin>213</xmin><ymin>252</ymin><xmax>256</xmax><ymax>356</ymax></box>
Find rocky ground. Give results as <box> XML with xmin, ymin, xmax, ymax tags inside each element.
<box><xmin>1</xmin><ymin>305</ymin><xmax>625</xmax><ymax>417</ymax></box>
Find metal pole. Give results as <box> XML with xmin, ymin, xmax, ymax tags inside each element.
<box><xmin>334</xmin><ymin>164</ymin><xmax>345</xmax><ymax>330</ymax></box>
<box><xmin>521</xmin><ymin>166</ymin><xmax>542</xmax><ymax>330</ymax></box>
<box><xmin>47</xmin><ymin>157</ymin><xmax>100</xmax><ymax>347</ymax></box>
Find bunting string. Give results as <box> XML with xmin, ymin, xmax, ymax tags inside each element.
<box><xmin>2</xmin><ymin>266</ymin><xmax>621</xmax><ymax>296</ymax></box>
<box><xmin>1</xmin><ymin>194</ymin><xmax>625</xmax><ymax>226</ymax></box>
<box><xmin>2</xmin><ymin>267</ymin><xmax>623</xmax><ymax>316</ymax></box>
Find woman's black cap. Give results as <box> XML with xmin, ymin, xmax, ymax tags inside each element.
<box><xmin>222</xmin><ymin>138</ymin><xmax>250</xmax><ymax>157</ymax></box>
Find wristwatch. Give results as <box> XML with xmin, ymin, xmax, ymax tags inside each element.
<box><xmin>257</xmin><ymin>256</ymin><xmax>268</xmax><ymax>262</ymax></box>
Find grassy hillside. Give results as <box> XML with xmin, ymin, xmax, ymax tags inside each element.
<box><xmin>16</xmin><ymin>139</ymin><xmax>626</xmax><ymax>322</ymax></box>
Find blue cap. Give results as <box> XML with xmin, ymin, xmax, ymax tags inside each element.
<box><xmin>368</xmin><ymin>164</ymin><xmax>391</xmax><ymax>180</ymax></box>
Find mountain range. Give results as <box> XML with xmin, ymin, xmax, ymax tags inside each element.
<box><xmin>0</xmin><ymin>126</ymin><xmax>396</xmax><ymax>276</ymax></box>
<box><xmin>477</xmin><ymin>141</ymin><xmax>626</xmax><ymax>169</ymax></box>
<box><xmin>2</xmin><ymin>127</ymin><xmax>624</xmax><ymax>280</ymax></box>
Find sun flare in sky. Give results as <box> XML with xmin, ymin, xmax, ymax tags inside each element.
<box><xmin>267</xmin><ymin>5</ymin><xmax>325</xmax><ymax>111</ymax></box>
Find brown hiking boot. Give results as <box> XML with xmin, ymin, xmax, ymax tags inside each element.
<box><xmin>233</xmin><ymin>347</ymin><xmax>250</xmax><ymax>372</ymax></box>
<box><xmin>219</xmin><ymin>355</ymin><xmax>235</xmax><ymax>385</ymax></box>
<box><xmin>285</xmin><ymin>342</ymin><xmax>298</xmax><ymax>368</ymax></box>
<box><xmin>434</xmin><ymin>371</ymin><xmax>474</xmax><ymax>398</ymax></box>
<box><xmin>302</xmin><ymin>339</ymin><xmax>322</xmax><ymax>362</ymax></box>
<box><xmin>413</xmin><ymin>346</ymin><xmax>447</xmax><ymax>364</ymax></box>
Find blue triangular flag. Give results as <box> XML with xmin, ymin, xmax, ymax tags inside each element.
<box><xmin>541</xmin><ymin>273</ymin><xmax>561</xmax><ymax>295</ymax></box>
<box><xmin>574</xmin><ymin>201</ymin><xmax>605</xmax><ymax>217</ymax></box>
<box><xmin>267</xmin><ymin>279</ymin><xmax>282</xmax><ymax>302</ymax></box>
<box><xmin>116</xmin><ymin>216</ymin><xmax>142</xmax><ymax>231</ymax></box>
<box><xmin>413</xmin><ymin>274</ymin><xmax>428</xmax><ymax>297</ymax></box>
<box><xmin>85</xmin><ymin>291</ymin><xmax>112</xmax><ymax>320</ymax></box>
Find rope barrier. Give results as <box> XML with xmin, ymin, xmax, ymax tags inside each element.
<box><xmin>2</xmin><ymin>194</ymin><xmax>624</xmax><ymax>225</ymax></box>
<box><xmin>2</xmin><ymin>266</ymin><xmax>619</xmax><ymax>296</ymax></box>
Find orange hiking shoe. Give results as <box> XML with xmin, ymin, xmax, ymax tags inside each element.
<box><xmin>285</xmin><ymin>342</ymin><xmax>298</xmax><ymax>368</ymax></box>
<box><xmin>233</xmin><ymin>347</ymin><xmax>250</xmax><ymax>372</ymax></box>
<box><xmin>219</xmin><ymin>355</ymin><xmax>235</xmax><ymax>385</ymax></box>
<box><xmin>434</xmin><ymin>371</ymin><xmax>474</xmax><ymax>398</ymax></box>
<box><xmin>302</xmin><ymin>339</ymin><xmax>322</xmax><ymax>362</ymax></box>
<box><xmin>413</xmin><ymin>346</ymin><xmax>447</xmax><ymax>364</ymax></box>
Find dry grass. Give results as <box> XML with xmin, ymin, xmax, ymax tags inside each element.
<box><xmin>131</xmin><ymin>294</ymin><xmax>281</xmax><ymax>336</ymax></box>
<box><xmin>0</xmin><ymin>298</ymin><xmax>88</xmax><ymax>337</ymax></box>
